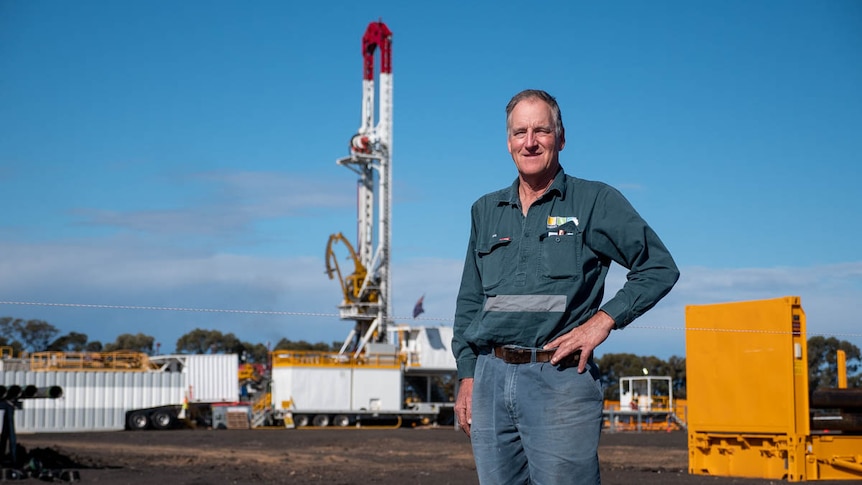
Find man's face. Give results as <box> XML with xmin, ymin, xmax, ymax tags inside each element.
<box><xmin>507</xmin><ymin>98</ymin><xmax>565</xmax><ymax>179</ymax></box>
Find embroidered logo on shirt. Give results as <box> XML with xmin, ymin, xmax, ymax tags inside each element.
<box><xmin>547</xmin><ymin>216</ymin><xmax>578</xmax><ymax>236</ymax></box>
<box><xmin>547</xmin><ymin>216</ymin><xmax>578</xmax><ymax>228</ymax></box>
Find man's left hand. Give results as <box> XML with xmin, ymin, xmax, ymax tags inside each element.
<box><xmin>544</xmin><ymin>311</ymin><xmax>615</xmax><ymax>373</ymax></box>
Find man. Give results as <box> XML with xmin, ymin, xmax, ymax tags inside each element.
<box><xmin>453</xmin><ymin>89</ymin><xmax>679</xmax><ymax>484</ymax></box>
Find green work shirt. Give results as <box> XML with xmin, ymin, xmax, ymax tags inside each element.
<box><xmin>453</xmin><ymin>167</ymin><xmax>679</xmax><ymax>379</ymax></box>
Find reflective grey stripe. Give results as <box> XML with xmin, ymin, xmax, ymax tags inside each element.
<box><xmin>484</xmin><ymin>295</ymin><xmax>567</xmax><ymax>312</ymax></box>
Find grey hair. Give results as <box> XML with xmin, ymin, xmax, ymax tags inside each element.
<box><xmin>505</xmin><ymin>89</ymin><xmax>564</xmax><ymax>138</ymax></box>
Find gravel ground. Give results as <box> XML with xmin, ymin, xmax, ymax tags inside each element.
<box><xmin>9</xmin><ymin>428</ymin><xmax>853</xmax><ymax>484</ymax></box>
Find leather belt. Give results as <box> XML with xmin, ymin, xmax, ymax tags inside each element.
<box><xmin>493</xmin><ymin>346</ymin><xmax>580</xmax><ymax>366</ymax></box>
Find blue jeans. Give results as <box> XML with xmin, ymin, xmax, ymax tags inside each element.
<box><xmin>471</xmin><ymin>349</ymin><xmax>604</xmax><ymax>485</ymax></box>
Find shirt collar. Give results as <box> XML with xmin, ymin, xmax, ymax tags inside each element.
<box><xmin>499</xmin><ymin>166</ymin><xmax>567</xmax><ymax>206</ymax></box>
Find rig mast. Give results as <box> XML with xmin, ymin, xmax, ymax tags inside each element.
<box><xmin>332</xmin><ymin>21</ymin><xmax>393</xmax><ymax>356</ymax></box>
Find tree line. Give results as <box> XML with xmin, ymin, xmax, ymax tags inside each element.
<box><xmin>2</xmin><ymin>317</ymin><xmax>858</xmax><ymax>398</ymax></box>
<box><xmin>0</xmin><ymin>317</ymin><xmax>338</xmax><ymax>365</ymax></box>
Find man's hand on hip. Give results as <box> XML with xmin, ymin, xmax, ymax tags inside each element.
<box><xmin>455</xmin><ymin>378</ymin><xmax>474</xmax><ymax>437</ymax></box>
<box><xmin>544</xmin><ymin>311</ymin><xmax>615</xmax><ymax>373</ymax></box>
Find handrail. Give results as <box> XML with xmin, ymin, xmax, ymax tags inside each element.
<box><xmin>252</xmin><ymin>391</ymin><xmax>272</xmax><ymax>414</ymax></box>
<box><xmin>0</xmin><ymin>346</ymin><xmax>13</xmax><ymax>359</ymax></box>
<box><xmin>29</xmin><ymin>351</ymin><xmax>155</xmax><ymax>371</ymax></box>
<box><xmin>271</xmin><ymin>350</ymin><xmax>406</xmax><ymax>368</ymax></box>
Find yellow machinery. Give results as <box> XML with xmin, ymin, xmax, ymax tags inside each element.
<box><xmin>324</xmin><ymin>232</ymin><xmax>383</xmax><ymax>352</ymax></box>
<box><xmin>324</xmin><ymin>232</ymin><xmax>379</xmax><ymax>309</ymax></box>
<box><xmin>29</xmin><ymin>351</ymin><xmax>157</xmax><ymax>372</ymax></box>
<box><xmin>686</xmin><ymin>296</ymin><xmax>862</xmax><ymax>481</ymax></box>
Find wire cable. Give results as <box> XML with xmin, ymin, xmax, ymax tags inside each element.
<box><xmin>2</xmin><ymin>300</ymin><xmax>861</xmax><ymax>340</ymax></box>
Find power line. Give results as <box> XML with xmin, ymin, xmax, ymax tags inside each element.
<box><xmin>2</xmin><ymin>300</ymin><xmax>861</xmax><ymax>340</ymax></box>
<box><xmin>0</xmin><ymin>300</ymin><xmax>453</xmax><ymax>324</ymax></box>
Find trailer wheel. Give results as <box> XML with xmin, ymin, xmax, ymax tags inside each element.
<box><xmin>127</xmin><ymin>411</ymin><xmax>149</xmax><ymax>430</ymax></box>
<box><xmin>333</xmin><ymin>415</ymin><xmax>350</xmax><ymax>427</ymax></box>
<box><xmin>294</xmin><ymin>415</ymin><xmax>309</xmax><ymax>428</ymax></box>
<box><xmin>312</xmin><ymin>415</ymin><xmax>330</xmax><ymax>427</ymax></box>
<box><xmin>151</xmin><ymin>409</ymin><xmax>174</xmax><ymax>430</ymax></box>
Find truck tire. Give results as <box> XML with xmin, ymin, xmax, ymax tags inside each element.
<box><xmin>312</xmin><ymin>415</ymin><xmax>330</xmax><ymax>427</ymax></box>
<box><xmin>151</xmin><ymin>409</ymin><xmax>175</xmax><ymax>430</ymax></box>
<box><xmin>333</xmin><ymin>415</ymin><xmax>350</xmax><ymax>427</ymax></box>
<box><xmin>294</xmin><ymin>415</ymin><xmax>310</xmax><ymax>428</ymax></box>
<box><xmin>127</xmin><ymin>411</ymin><xmax>149</xmax><ymax>430</ymax></box>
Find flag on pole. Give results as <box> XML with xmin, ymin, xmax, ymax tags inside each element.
<box><xmin>413</xmin><ymin>294</ymin><xmax>425</xmax><ymax>319</ymax></box>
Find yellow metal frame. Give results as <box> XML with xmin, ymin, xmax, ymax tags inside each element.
<box><xmin>324</xmin><ymin>232</ymin><xmax>379</xmax><ymax>305</ymax></box>
<box><xmin>686</xmin><ymin>296</ymin><xmax>862</xmax><ymax>481</ymax></box>
<box><xmin>252</xmin><ymin>391</ymin><xmax>272</xmax><ymax>415</ymax></box>
<box><xmin>270</xmin><ymin>350</ymin><xmax>406</xmax><ymax>369</ymax></box>
<box><xmin>29</xmin><ymin>351</ymin><xmax>156</xmax><ymax>372</ymax></box>
<box><xmin>602</xmin><ymin>398</ymin><xmax>688</xmax><ymax>432</ymax></box>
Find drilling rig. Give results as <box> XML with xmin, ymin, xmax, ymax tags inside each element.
<box><xmin>265</xmin><ymin>21</ymin><xmax>457</xmax><ymax>428</ymax></box>
<box><xmin>0</xmin><ymin>24</ymin><xmax>456</xmax><ymax>432</ymax></box>
<box><xmin>326</xmin><ymin>20</ymin><xmax>393</xmax><ymax>357</ymax></box>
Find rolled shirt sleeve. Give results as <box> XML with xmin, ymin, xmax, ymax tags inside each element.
<box><xmin>589</xmin><ymin>187</ymin><xmax>679</xmax><ymax>329</ymax></box>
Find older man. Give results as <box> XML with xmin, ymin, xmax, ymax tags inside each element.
<box><xmin>453</xmin><ymin>89</ymin><xmax>679</xmax><ymax>484</ymax></box>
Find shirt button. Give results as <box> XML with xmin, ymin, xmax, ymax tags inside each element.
<box><xmin>555</xmin><ymin>237</ymin><xmax>561</xmax><ymax>242</ymax></box>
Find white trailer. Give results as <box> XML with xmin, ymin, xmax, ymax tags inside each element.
<box><xmin>269</xmin><ymin>326</ymin><xmax>456</xmax><ymax>428</ymax></box>
<box><xmin>124</xmin><ymin>353</ymin><xmax>240</xmax><ymax>430</ymax></box>
<box><xmin>0</xmin><ymin>353</ymin><xmax>240</xmax><ymax>432</ymax></box>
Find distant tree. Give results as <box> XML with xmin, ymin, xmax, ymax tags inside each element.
<box><xmin>48</xmin><ymin>332</ymin><xmax>89</xmax><ymax>352</ymax></box>
<box><xmin>272</xmin><ymin>338</ymin><xmax>337</xmax><ymax>351</ymax></box>
<box><xmin>595</xmin><ymin>353</ymin><xmax>681</xmax><ymax>400</ymax></box>
<box><xmin>241</xmin><ymin>342</ymin><xmax>270</xmax><ymax>364</ymax></box>
<box><xmin>175</xmin><ymin>328</ymin><xmax>211</xmax><ymax>354</ymax></box>
<box><xmin>216</xmin><ymin>333</ymin><xmax>242</xmax><ymax>354</ymax></box>
<box><xmin>597</xmin><ymin>353</ymin><xmax>646</xmax><ymax>400</ymax></box>
<box><xmin>808</xmin><ymin>336</ymin><xmax>862</xmax><ymax>390</ymax></box>
<box><xmin>0</xmin><ymin>318</ymin><xmax>24</xmax><ymax>356</ymax></box>
<box><xmin>666</xmin><ymin>355</ymin><xmax>687</xmax><ymax>398</ymax></box>
<box><xmin>104</xmin><ymin>333</ymin><xmax>155</xmax><ymax>354</ymax></box>
<box><xmin>0</xmin><ymin>317</ymin><xmax>21</xmax><ymax>343</ymax></box>
<box><xmin>175</xmin><ymin>329</ymin><xmax>242</xmax><ymax>354</ymax></box>
<box><xmin>85</xmin><ymin>341</ymin><xmax>103</xmax><ymax>352</ymax></box>
<box><xmin>0</xmin><ymin>333</ymin><xmax>20</xmax><ymax>355</ymax></box>
<box><xmin>15</xmin><ymin>319</ymin><xmax>60</xmax><ymax>352</ymax></box>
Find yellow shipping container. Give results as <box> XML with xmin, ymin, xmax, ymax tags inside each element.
<box><xmin>686</xmin><ymin>296</ymin><xmax>862</xmax><ymax>481</ymax></box>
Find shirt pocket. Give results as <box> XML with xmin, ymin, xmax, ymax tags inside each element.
<box><xmin>476</xmin><ymin>236</ymin><xmax>512</xmax><ymax>291</ymax></box>
<box><xmin>539</xmin><ymin>222</ymin><xmax>582</xmax><ymax>279</ymax></box>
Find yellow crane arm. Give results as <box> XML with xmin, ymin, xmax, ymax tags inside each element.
<box><xmin>324</xmin><ymin>233</ymin><xmax>370</xmax><ymax>303</ymax></box>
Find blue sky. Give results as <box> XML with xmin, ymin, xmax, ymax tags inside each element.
<box><xmin>1</xmin><ymin>0</ymin><xmax>860</xmax><ymax>359</ymax></box>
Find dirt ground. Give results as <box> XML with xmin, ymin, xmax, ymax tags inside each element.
<box><xmin>10</xmin><ymin>428</ymin><xmax>853</xmax><ymax>484</ymax></box>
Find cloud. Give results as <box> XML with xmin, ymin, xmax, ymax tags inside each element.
<box><xmin>0</xmin><ymin>238</ymin><xmax>346</xmax><ymax>348</ymax></box>
<box><xmin>72</xmin><ymin>207</ymin><xmax>251</xmax><ymax>236</ymax></box>
<box><xmin>193</xmin><ymin>171</ymin><xmax>356</xmax><ymax>216</ymax></box>
<box><xmin>70</xmin><ymin>170</ymin><xmax>356</xmax><ymax>236</ymax></box>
